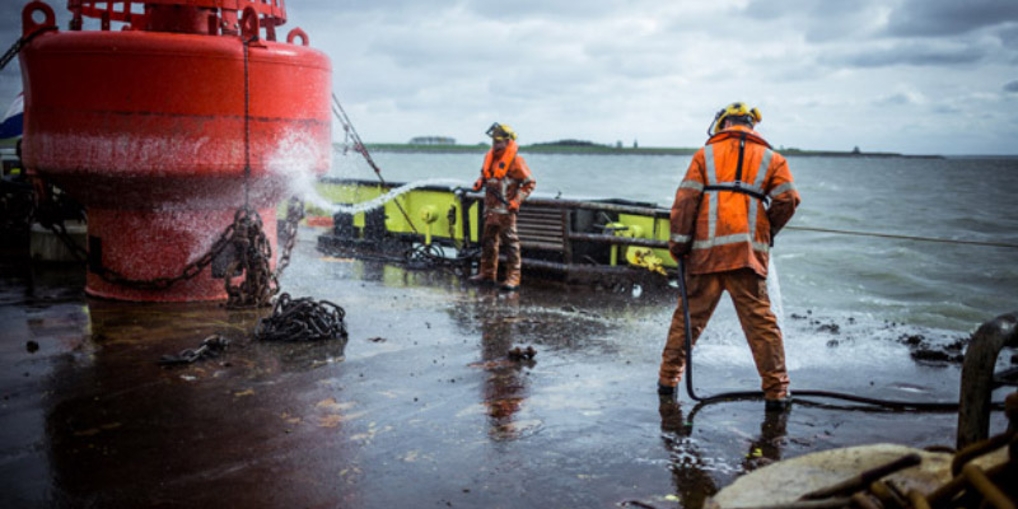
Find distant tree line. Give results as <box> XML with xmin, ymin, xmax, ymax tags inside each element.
<box><xmin>529</xmin><ymin>139</ymin><xmax>604</xmax><ymax>148</ymax></box>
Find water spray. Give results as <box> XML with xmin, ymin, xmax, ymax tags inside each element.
<box><xmin>675</xmin><ymin>259</ymin><xmax>969</xmax><ymax>412</ymax></box>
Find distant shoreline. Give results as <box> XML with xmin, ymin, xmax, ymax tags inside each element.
<box><xmin>355</xmin><ymin>143</ymin><xmax>945</xmax><ymax>159</ymax></box>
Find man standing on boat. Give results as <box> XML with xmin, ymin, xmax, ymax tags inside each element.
<box><xmin>469</xmin><ymin>122</ymin><xmax>536</xmax><ymax>292</ymax></box>
<box><xmin>658</xmin><ymin>102</ymin><xmax>800</xmax><ymax>412</ymax></box>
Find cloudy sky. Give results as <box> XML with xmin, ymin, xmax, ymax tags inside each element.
<box><xmin>2</xmin><ymin>0</ymin><xmax>1017</xmax><ymax>155</ymax></box>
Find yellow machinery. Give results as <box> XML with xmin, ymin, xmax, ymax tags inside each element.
<box><xmin>315</xmin><ymin>178</ymin><xmax>677</xmax><ymax>286</ymax></box>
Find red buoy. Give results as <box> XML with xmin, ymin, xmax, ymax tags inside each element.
<box><xmin>18</xmin><ymin>0</ymin><xmax>332</xmax><ymax>301</ymax></box>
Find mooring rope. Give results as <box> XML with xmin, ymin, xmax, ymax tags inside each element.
<box><xmin>785</xmin><ymin>226</ymin><xmax>1018</xmax><ymax>249</ymax></box>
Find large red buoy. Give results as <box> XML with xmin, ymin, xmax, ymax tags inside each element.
<box><xmin>18</xmin><ymin>0</ymin><xmax>331</xmax><ymax>302</ymax></box>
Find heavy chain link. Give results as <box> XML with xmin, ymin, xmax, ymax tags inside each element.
<box><xmin>223</xmin><ymin>206</ymin><xmax>276</xmax><ymax>308</ymax></box>
<box><xmin>157</xmin><ymin>335</ymin><xmax>230</xmax><ymax>366</ymax></box>
<box><xmin>254</xmin><ymin>292</ymin><xmax>348</xmax><ymax>342</ymax></box>
<box><xmin>275</xmin><ymin>196</ymin><xmax>304</xmax><ymax>277</ymax></box>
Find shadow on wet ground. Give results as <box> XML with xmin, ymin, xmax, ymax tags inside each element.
<box><xmin>0</xmin><ymin>229</ymin><xmax>1009</xmax><ymax>508</ymax></box>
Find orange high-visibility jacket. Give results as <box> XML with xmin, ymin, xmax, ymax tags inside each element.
<box><xmin>669</xmin><ymin>125</ymin><xmax>800</xmax><ymax>277</ymax></box>
<box><xmin>475</xmin><ymin>140</ymin><xmax>536</xmax><ymax>215</ymax></box>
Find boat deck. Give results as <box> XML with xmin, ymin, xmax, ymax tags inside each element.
<box><xmin>0</xmin><ymin>229</ymin><xmax>1011</xmax><ymax>508</ymax></box>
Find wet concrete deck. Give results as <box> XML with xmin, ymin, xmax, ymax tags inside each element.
<box><xmin>0</xmin><ymin>229</ymin><xmax>1009</xmax><ymax>508</ymax></box>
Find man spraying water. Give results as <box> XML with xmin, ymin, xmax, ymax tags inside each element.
<box><xmin>658</xmin><ymin>102</ymin><xmax>801</xmax><ymax>412</ymax></box>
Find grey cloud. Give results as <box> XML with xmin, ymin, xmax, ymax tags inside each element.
<box><xmin>741</xmin><ymin>0</ymin><xmax>886</xmax><ymax>43</ymax></box>
<box><xmin>876</xmin><ymin>92</ymin><xmax>920</xmax><ymax>106</ymax></box>
<box><xmin>1005</xmin><ymin>81</ymin><xmax>1018</xmax><ymax>93</ymax></box>
<box><xmin>832</xmin><ymin>42</ymin><xmax>986</xmax><ymax>68</ymax></box>
<box><xmin>743</xmin><ymin>0</ymin><xmax>879</xmax><ymax>22</ymax></box>
<box><xmin>1000</xmin><ymin>26</ymin><xmax>1018</xmax><ymax>48</ymax></box>
<box><xmin>293</xmin><ymin>0</ymin><xmax>434</xmax><ymax>17</ymax></box>
<box><xmin>885</xmin><ymin>0</ymin><xmax>1018</xmax><ymax>37</ymax></box>
<box><xmin>464</xmin><ymin>0</ymin><xmax>626</xmax><ymax>21</ymax></box>
<box><xmin>0</xmin><ymin>3</ymin><xmax>22</xmax><ymax>36</ymax></box>
<box><xmin>931</xmin><ymin>103</ymin><xmax>962</xmax><ymax>114</ymax></box>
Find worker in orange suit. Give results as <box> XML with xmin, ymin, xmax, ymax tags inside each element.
<box><xmin>658</xmin><ymin>102</ymin><xmax>800</xmax><ymax>412</ymax></box>
<box><xmin>469</xmin><ymin>122</ymin><xmax>536</xmax><ymax>292</ymax></box>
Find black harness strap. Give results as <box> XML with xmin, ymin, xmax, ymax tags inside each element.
<box><xmin>703</xmin><ymin>182</ymin><xmax>770</xmax><ymax>205</ymax></box>
<box><xmin>734</xmin><ymin>132</ymin><xmax>746</xmax><ymax>182</ymax></box>
<box><xmin>704</xmin><ymin>132</ymin><xmax>769</xmax><ymax>205</ymax></box>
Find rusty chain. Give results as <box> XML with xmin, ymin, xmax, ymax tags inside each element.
<box><xmin>275</xmin><ymin>196</ymin><xmax>305</xmax><ymax>277</ymax></box>
<box><xmin>254</xmin><ymin>292</ymin><xmax>348</xmax><ymax>343</ymax></box>
<box><xmin>223</xmin><ymin>206</ymin><xmax>276</xmax><ymax>308</ymax></box>
<box><xmin>157</xmin><ymin>335</ymin><xmax>230</xmax><ymax>366</ymax></box>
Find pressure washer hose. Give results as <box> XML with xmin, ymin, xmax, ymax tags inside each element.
<box><xmin>676</xmin><ymin>259</ymin><xmax>963</xmax><ymax>412</ymax></box>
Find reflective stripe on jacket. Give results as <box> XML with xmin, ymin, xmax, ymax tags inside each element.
<box><xmin>668</xmin><ymin>125</ymin><xmax>799</xmax><ymax>277</ymax></box>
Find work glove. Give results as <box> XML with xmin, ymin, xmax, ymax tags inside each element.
<box><xmin>472</xmin><ymin>178</ymin><xmax>483</xmax><ymax>192</ymax></box>
<box><xmin>508</xmin><ymin>199</ymin><xmax>520</xmax><ymax>212</ymax></box>
<box><xmin>668</xmin><ymin>242</ymin><xmax>690</xmax><ymax>261</ymax></box>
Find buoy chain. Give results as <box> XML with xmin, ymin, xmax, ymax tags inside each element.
<box><xmin>92</xmin><ymin>219</ymin><xmax>232</xmax><ymax>290</ymax></box>
<box><xmin>273</xmin><ymin>196</ymin><xmax>305</xmax><ymax>280</ymax></box>
<box><xmin>157</xmin><ymin>335</ymin><xmax>230</xmax><ymax>366</ymax></box>
<box><xmin>254</xmin><ymin>292</ymin><xmax>349</xmax><ymax>342</ymax></box>
<box><xmin>0</xmin><ymin>25</ymin><xmax>57</xmax><ymax>72</ymax></box>
<box><xmin>224</xmin><ymin>206</ymin><xmax>278</xmax><ymax>309</ymax></box>
<box><xmin>88</xmin><ymin>204</ymin><xmax>294</xmax><ymax>302</ymax></box>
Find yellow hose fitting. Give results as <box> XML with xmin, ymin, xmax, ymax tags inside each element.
<box><xmin>419</xmin><ymin>206</ymin><xmax>437</xmax><ymax>245</ymax></box>
<box><xmin>627</xmin><ymin>247</ymin><xmax>667</xmax><ymax>276</ymax></box>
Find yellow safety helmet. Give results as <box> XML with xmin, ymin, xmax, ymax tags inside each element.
<box><xmin>708</xmin><ymin>102</ymin><xmax>762</xmax><ymax>135</ymax></box>
<box><xmin>486</xmin><ymin>122</ymin><xmax>517</xmax><ymax>141</ymax></box>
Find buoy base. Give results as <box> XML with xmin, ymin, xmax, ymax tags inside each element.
<box><xmin>85</xmin><ymin>206</ymin><xmax>278</xmax><ymax>302</ymax></box>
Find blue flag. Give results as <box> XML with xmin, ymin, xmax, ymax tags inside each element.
<box><xmin>0</xmin><ymin>93</ymin><xmax>23</xmax><ymax>141</ymax></box>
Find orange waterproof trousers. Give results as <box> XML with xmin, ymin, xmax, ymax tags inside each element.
<box><xmin>659</xmin><ymin>268</ymin><xmax>790</xmax><ymax>400</ymax></box>
<box><xmin>477</xmin><ymin>213</ymin><xmax>522</xmax><ymax>287</ymax></box>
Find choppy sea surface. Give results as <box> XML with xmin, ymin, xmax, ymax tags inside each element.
<box><xmin>322</xmin><ymin>149</ymin><xmax>1018</xmax><ymax>370</ymax></box>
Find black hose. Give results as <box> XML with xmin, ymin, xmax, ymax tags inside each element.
<box><xmin>676</xmin><ymin>259</ymin><xmax>977</xmax><ymax>412</ymax></box>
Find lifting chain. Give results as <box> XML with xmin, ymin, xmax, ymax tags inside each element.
<box><xmin>275</xmin><ymin>196</ymin><xmax>304</xmax><ymax>277</ymax></box>
<box><xmin>223</xmin><ymin>206</ymin><xmax>277</xmax><ymax>308</ymax></box>
<box><xmin>254</xmin><ymin>292</ymin><xmax>348</xmax><ymax>343</ymax></box>
<box><xmin>1</xmin><ymin>25</ymin><xmax>57</xmax><ymax>72</ymax></box>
